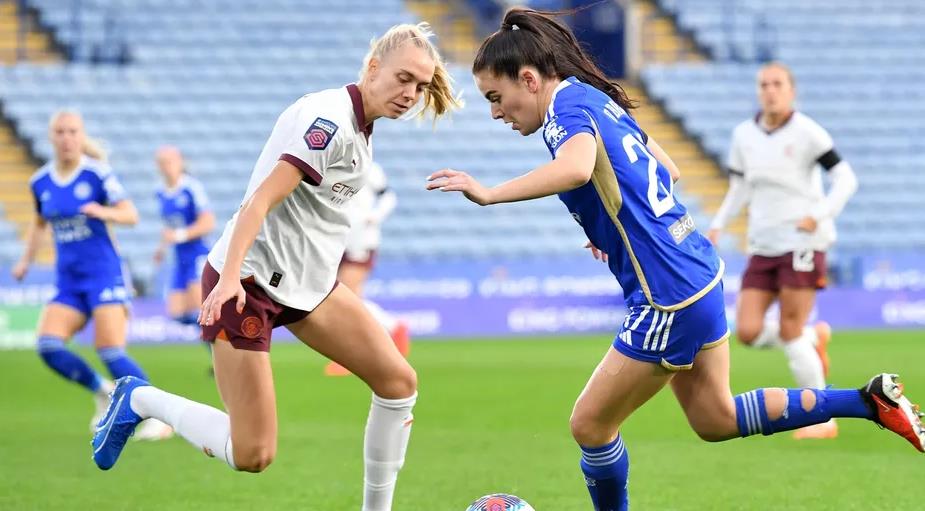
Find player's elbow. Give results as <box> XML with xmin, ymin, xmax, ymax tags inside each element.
<box><xmin>566</xmin><ymin>164</ymin><xmax>593</xmax><ymax>189</ymax></box>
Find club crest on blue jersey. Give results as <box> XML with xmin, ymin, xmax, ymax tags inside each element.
<box><xmin>544</xmin><ymin>117</ymin><xmax>567</xmax><ymax>148</ymax></box>
<box><xmin>304</xmin><ymin>117</ymin><xmax>338</xmax><ymax>150</ymax></box>
<box><xmin>74</xmin><ymin>181</ymin><xmax>92</xmax><ymax>200</ymax></box>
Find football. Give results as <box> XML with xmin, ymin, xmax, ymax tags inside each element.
<box><xmin>466</xmin><ymin>493</ymin><xmax>536</xmax><ymax>511</ymax></box>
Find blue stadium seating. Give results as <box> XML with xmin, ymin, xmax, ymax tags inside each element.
<box><xmin>4</xmin><ymin>0</ymin><xmax>642</xmax><ymax>280</ymax></box>
<box><xmin>644</xmin><ymin>0</ymin><xmax>925</xmax><ymax>250</ymax></box>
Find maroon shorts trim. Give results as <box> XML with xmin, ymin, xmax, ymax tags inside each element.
<box><xmin>340</xmin><ymin>249</ymin><xmax>377</xmax><ymax>270</ymax></box>
<box><xmin>741</xmin><ymin>251</ymin><xmax>828</xmax><ymax>292</ymax></box>
<box><xmin>200</xmin><ymin>262</ymin><xmax>311</xmax><ymax>352</ymax></box>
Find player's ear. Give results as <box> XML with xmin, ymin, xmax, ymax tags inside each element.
<box><xmin>366</xmin><ymin>57</ymin><xmax>381</xmax><ymax>81</ymax></box>
<box><xmin>521</xmin><ymin>68</ymin><xmax>539</xmax><ymax>94</ymax></box>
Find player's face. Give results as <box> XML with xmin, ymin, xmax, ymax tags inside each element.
<box><xmin>156</xmin><ymin>147</ymin><xmax>184</xmax><ymax>183</ymax></box>
<box><xmin>474</xmin><ymin>69</ymin><xmax>543</xmax><ymax>136</ymax></box>
<box><xmin>369</xmin><ymin>43</ymin><xmax>435</xmax><ymax>119</ymax></box>
<box><xmin>757</xmin><ymin>66</ymin><xmax>795</xmax><ymax>115</ymax></box>
<box><xmin>49</xmin><ymin>113</ymin><xmax>85</xmax><ymax>163</ymax></box>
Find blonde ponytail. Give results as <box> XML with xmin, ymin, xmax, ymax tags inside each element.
<box><xmin>361</xmin><ymin>22</ymin><xmax>463</xmax><ymax>120</ymax></box>
<box><xmin>82</xmin><ymin>135</ymin><xmax>108</xmax><ymax>162</ymax></box>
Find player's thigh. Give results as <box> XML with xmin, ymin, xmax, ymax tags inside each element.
<box><xmin>212</xmin><ymin>339</ymin><xmax>277</xmax><ymax>462</ymax></box>
<box><xmin>570</xmin><ymin>346</ymin><xmax>674</xmax><ymax>446</ymax></box>
<box><xmin>777</xmin><ymin>286</ymin><xmax>816</xmax><ymax>338</ymax></box>
<box><xmin>735</xmin><ymin>288</ymin><xmax>777</xmax><ymax>343</ymax></box>
<box><xmin>91</xmin><ymin>304</ymin><xmax>129</xmax><ymax>348</ymax></box>
<box><xmin>37</xmin><ymin>302</ymin><xmax>87</xmax><ymax>339</ymax></box>
<box><xmin>336</xmin><ymin>261</ymin><xmax>370</xmax><ymax>296</ymax></box>
<box><xmin>287</xmin><ymin>284</ymin><xmax>415</xmax><ymax>399</ymax></box>
<box><xmin>669</xmin><ymin>341</ymin><xmax>738</xmax><ymax>441</ymax></box>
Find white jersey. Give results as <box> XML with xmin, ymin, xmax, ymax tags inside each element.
<box><xmin>344</xmin><ymin>161</ymin><xmax>396</xmax><ymax>259</ymax></box>
<box><xmin>727</xmin><ymin>112</ymin><xmax>838</xmax><ymax>255</ymax></box>
<box><xmin>209</xmin><ymin>84</ymin><xmax>372</xmax><ymax>310</ymax></box>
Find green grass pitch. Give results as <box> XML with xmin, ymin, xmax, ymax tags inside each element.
<box><xmin>0</xmin><ymin>330</ymin><xmax>922</xmax><ymax>510</ymax></box>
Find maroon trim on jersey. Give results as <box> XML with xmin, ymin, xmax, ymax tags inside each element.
<box><xmin>346</xmin><ymin>83</ymin><xmax>374</xmax><ymax>140</ymax></box>
<box><xmin>279</xmin><ymin>153</ymin><xmax>322</xmax><ymax>186</ymax></box>
<box><xmin>754</xmin><ymin>110</ymin><xmax>795</xmax><ymax>135</ymax></box>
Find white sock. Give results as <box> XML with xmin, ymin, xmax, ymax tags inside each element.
<box><xmin>782</xmin><ymin>332</ymin><xmax>826</xmax><ymax>389</ymax></box>
<box><xmin>749</xmin><ymin>322</ymin><xmax>783</xmax><ymax>349</ymax></box>
<box><xmin>364</xmin><ymin>299</ymin><xmax>398</xmax><ymax>333</ymax></box>
<box><xmin>750</xmin><ymin>322</ymin><xmax>818</xmax><ymax>349</ymax></box>
<box><xmin>362</xmin><ymin>392</ymin><xmax>416</xmax><ymax>511</ymax></box>
<box><xmin>130</xmin><ymin>386</ymin><xmax>237</xmax><ymax>469</ymax></box>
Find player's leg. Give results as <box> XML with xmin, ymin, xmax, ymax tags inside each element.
<box><xmin>669</xmin><ymin>341</ymin><xmax>924</xmax><ymax>451</ymax></box>
<box><xmin>287</xmin><ymin>284</ymin><xmax>416</xmax><ymax>511</ymax></box>
<box><xmin>35</xmin><ymin>299</ymin><xmax>113</xmax><ymax>427</ymax></box>
<box><xmin>735</xmin><ymin>288</ymin><xmax>777</xmax><ymax>345</ymax></box>
<box><xmin>92</xmin><ymin>302</ymin><xmax>178</xmax><ymax>440</ymax></box>
<box><xmin>93</xmin><ymin>339</ymin><xmax>275</xmax><ymax>471</ymax></box>
<box><xmin>569</xmin><ymin>347</ymin><xmax>674</xmax><ymax>511</ymax></box>
<box><xmin>93</xmin><ymin>265</ymin><xmax>278</xmax><ymax>471</ymax></box>
<box><xmin>92</xmin><ymin>304</ymin><xmax>148</xmax><ymax>381</ymax></box>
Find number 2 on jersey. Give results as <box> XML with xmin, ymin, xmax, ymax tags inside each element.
<box><xmin>622</xmin><ymin>134</ymin><xmax>675</xmax><ymax>217</ymax></box>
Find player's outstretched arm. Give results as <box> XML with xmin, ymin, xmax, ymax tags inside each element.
<box><xmin>707</xmin><ymin>174</ymin><xmax>749</xmax><ymax>244</ymax></box>
<box><xmin>426</xmin><ymin>133</ymin><xmax>596</xmax><ymax>205</ymax></box>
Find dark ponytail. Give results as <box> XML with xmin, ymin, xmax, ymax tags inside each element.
<box><xmin>473</xmin><ymin>7</ymin><xmax>636</xmax><ymax>111</ymax></box>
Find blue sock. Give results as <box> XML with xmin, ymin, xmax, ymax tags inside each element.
<box><xmin>579</xmin><ymin>434</ymin><xmax>629</xmax><ymax>511</ymax></box>
<box><xmin>175</xmin><ymin>312</ymin><xmax>199</xmax><ymax>326</ymax></box>
<box><xmin>37</xmin><ymin>335</ymin><xmax>104</xmax><ymax>392</ymax></box>
<box><xmin>735</xmin><ymin>388</ymin><xmax>873</xmax><ymax>437</ymax></box>
<box><xmin>96</xmin><ymin>346</ymin><xmax>148</xmax><ymax>381</ymax></box>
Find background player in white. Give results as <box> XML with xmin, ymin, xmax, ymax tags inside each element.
<box><xmin>708</xmin><ymin>62</ymin><xmax>858</xmax><ymax>439</ymax></box>
<box><xmin>92</xmin><ymin>23</ymin><xmax>460</xmax><ymax>511</ymax></box>
<box><xmin>325</xmin><ymin>160</ymin><xmax>410</xmax><ymax>376</ymax></box>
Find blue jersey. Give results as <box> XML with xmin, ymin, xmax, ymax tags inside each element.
<box><xmin>156</xmin><ymin>176</ymin><xmax>211</xmax><ymax>262</ymax></box>
<box><xmin>30</xmin><ymin>157</ymin><xmax>128</xmax><ymax>288</ymax></box>
<box><xmin>542</xmin><ymin>77</ymin><xmax>723</xmax><ymax>311</ymax></box>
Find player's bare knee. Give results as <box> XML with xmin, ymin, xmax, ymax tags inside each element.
<box><xmin>736</xmin><ymin>324</ymin><xmax>760</xmax><ymax>345</ymax></box>
<box><xmin>234</xmin><ymin>446</ymin><xmax>276</xmax><ymax>473</ymax></box>
<box><xmin>569</xmin><ymin>411</ymin><xmax>616</xmax><ymax>447</ymax></box>
<box><xmin>371</xmin><ymin>363</ymin><xmax>417</xmax><ymax>399</ymax></box>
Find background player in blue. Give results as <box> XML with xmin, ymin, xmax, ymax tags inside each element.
<box><xmin>154</xmin><ymin>146</ymin><xmax>215</xmax><ymax>337</ymax></box>
<box><xmin>12</xmin><ymin>110</ymin><xmax>171</xmax><ymax>440</ymax></box>
<box><xmin>427</xmin><ymin>8</ymin><xmax>925</xmax><ymax>510</ymax></box>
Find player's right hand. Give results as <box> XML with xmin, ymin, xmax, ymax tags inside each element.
<box><xmin>11</xmin><ymin>260</ymin><xmax>29</xmax><ymax>281</ymax></box>
<box><xmin>426</xmin><ymin>169</ymin><xmax>493</xmax><ymax>206</ymax></box>
<box><xmin>199</xmin><ymin>276</ymin><xmax>246</xmax><ymax>326</ymax></box>
<box><xmin>706</xmin><ymin>228</ymin><xmax>721</xmax><ymax>246</ymax></box>
<box><xmin>153</xmin><ymin>246</ymin><xmax>164</xmax><ymax>265</ymax></box>
<box><xmin>584</xmin><ymin>241</ymin><xmax>608</xmax><ymax>262</ymax></box>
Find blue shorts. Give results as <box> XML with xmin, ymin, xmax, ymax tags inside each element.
<box><xmin>171</xmin><ymin>254</ymin><xmax>207</xmax><ymax>292</ymax></box>
<box><xmin>613</xmin><ymin>283</ymin><xmax>728</xmax><ymax>371</ymax></box>
<box><xmin>52</xmin><ymin>280</ymin><xmax>131</xmax><ymax>317</ymax></box>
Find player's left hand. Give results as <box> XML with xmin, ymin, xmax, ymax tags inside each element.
<box><xmin>79</xmin><ymin>202</ymin><xmax>109</xmax><ymax>221</ymax></box>
<box><xmin>162</xmin><ymin>228</ymin><xmax>177</xmax><ymax>243</ymax></box>
<box><xmin>584</xmin><ymin>241</ymin><xmax>608</xmax><ymax>262</ymax></box>
<box><xmin>796</xmin><ymin>216</ymin><xmax>818</xmax><ymax>233</ymax></box>
<box><xmin>426</xmin><ymin>169</ymin><xmax>493</xmax><ymax>206</ymax></box>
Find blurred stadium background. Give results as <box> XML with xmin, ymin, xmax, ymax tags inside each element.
<box><xmin>0</xmin><ymin>1</ymin><xmax>922</xmax><ymax>509</ymax></box>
